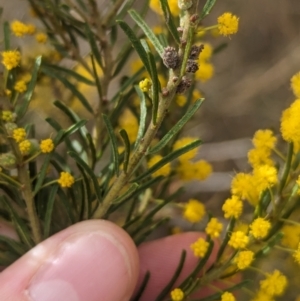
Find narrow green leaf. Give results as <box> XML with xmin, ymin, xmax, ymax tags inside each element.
<box><xmin>180</xmin><ymin>27</ymin><xmax>193</xmax><ymax>77</ymax></box>
<box><xmin>102</xmin><ymin>114</ymin><xmax>120</xmax><ymax>176</ymax></box>
<box><xmin>113</xmin><ymin>43</ymin><xmax>135</xmax><ymax>77</ymax></box>
<box><xmin>129</xmin><ymin>9</ymin><xmax>164</xmax><ymax>57</ymax></box>
<box><xmin>34</xmin><ymin>130</ymin><xmax>64</xmax><ymax>194</ymax></box>
<box><xmin>133</xmin><ymin>140</ymin><xmax>202</xmax><ymax>182</ymax></box>
<box><xmin>62</xmin><ymin>120</ymin><xmax>87</xmax><ymax>140</ymax></box>
<box><xmin>182</xmin><ymin>241</ymin><xmax>214</xmax><ymax>291</ymax></box>
<box><xmin>76</xmin><ymin>165</ymin><xmax>91</xmax><ymax>220</ymax></box>
<box><xmin>3</xmin><ymin>21</ymin><xmax>10</xmax><ymax>50</ymax></box>
<box><xmin>135</xmin><ymin>218</ymin><xmax>169</xmax><ymax>245</ymax></box>
<box><xmin>216</xmin><ymin>218</ymin><xmax>235</xmax><ymax>261</ymax></box>
<box><xmin>0</xmin><ymin>196</ymin><xmax>34</xmax><ymax>248</ymax></box>
<box><xmin>114</xmin><ymin>183</ymin><xmax>139</xmax><ymax>204</ymax></box>
<box><xmin>116</xmin><ymin>0</ymin><xmax>138</xmax><ymax>20</ymax></box>
<box><xmin>159</xmin><ymin>0</ymin><xmax>180</xmax><ymax>44</ymax></box>
<box><xmin>134</xmin><ymin>85</ymin><xmax>147</xmax><ymax>147</ymax></box>
<box><xmin>57</xmin><ymin>188</ymin><xmax>76</xmax><ymax>223</ymax></box>
<box><xmin>149</xmin><ymin>99</ymin><xmax>204</xmax><ymax>154</ymax></box>
<box><xmin>42</xmin><ymin>67</ymin><xmax>94</xmax><ymax>114</ymax></box>
<box><xmin>119</xmin><ymin>129</ymin><xmax>131</xmax><ymax>173</ymax></box>
<box><xmin>132</xmin><ymin>271</ymin><xmax>150</xmax><ymax>301</ymax></box>
<box><xmin>117</xmin><ymin>20</ymin><xmax>151</xmax><ymax>75</ymax></box>
<box><xmin>43</xmin><ymin>184</ymin><xmax>59</xmax><ymax>239</ymax></box>
<box><xmin>110</xmin><ymin>177</ymin><xmax>162</xmax><ymax>216</ymax></box>
<box><xmin>84</xmin><ymin>24</ymin><xmax>103</xmax><ymax>68</ymax></box>
<box><xmin>0</xmin><ymin>235</ymin><xmax>28</xmax><ymax>256</ymax></box>
<box><xmin>140</xmin><ymin>39</ymin><xmax>151</xmax><ymax>53</ymax></box>
<box><xmin>155</xmin><ymin>251</ymin><xmax>186</xmax><ymax>301</ymax></box>
<box><xmin>197</xmin><ymin>280</ymin><xmax>251</xmax><ymax>301</ymax></box>
<box><xmin>91</xmin><ymin>55</ymin><xmax>103</xmax><ymax>99</ymax></box>
<box><xmin>200</xmin><ymin>0</ymin><xmax>217</xmax><ymax>20</ymax></box>
<box><xmin>110</xmin><ymin>24</ymin><xmax>118</xmax><ymax>45</ymax></box>
<box><xmin>17</xmin><ymin>56</ymin><xmax>42</xmax><ymax>118</ymax></box>
<box><xmin>86</xmin><ymin>133</ymin><xmax>97</xmax><ymax>169</ymax></box>
<box><xmin>42</xmin><ymin>64</ymin><xmax>95</xmax><ymax>85</ymax></box>
<box><xmin>68</xmin><ymin>151</ymin><xmax>102</xmax><ymax>203</ymax></box>
<box><xmin>147</xmin><ymin>52</ymin><xmax>159</xmax><ymax>124</ymax></box>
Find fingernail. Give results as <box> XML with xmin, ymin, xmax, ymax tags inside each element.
<box><xmin>27</xmin><ymin>232</ymin><xmax>133</xmax><ymax>301</ymax></box>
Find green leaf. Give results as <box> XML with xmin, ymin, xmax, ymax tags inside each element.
<box><xmin>76</xmin><ymin>165</ymin><xmax>91</xmax><ymax>220</ymax></box>
<box><xmin>91</xmin><ymin>55</ymin><xmax>103</xmax><ymax>99</ymax></box>
<box><xmin>86</xmin><ymin>133</ymin><xmax>97</xmax><ymax>169</ymax></box>
<box><xmin>68</xmin><ymin>151</ymin><xmax>103</xmax><ymax>204</ymax></box>
<box><xmin>42</xmin><ymin>67</ymin><xmax>94</xmax><ymax>114</ymax></box>
<box><xmin>129</xmin><ymin>10</ymin><xmax>164</xmax><ymax>57</ymax></box>
<box><xmin>197</xmin><ymin>280</ymin><xmax>251</xmax><ymax>301</ymax></box>
<box><xmin>180</xmin><ymin>27</ymin><xmax>193</xmax><ymax>77</ymax></box>
<box><xmin>3</xmin><ymin>21</ymin><xmax>10</xmax><ymax>50</ymax></box>
<box><xmin>132</xmin><ymin>271</ymin><xmax>150</xmax><ymax>301</ymax></box>
<box><xmin>57</xmin><ymin>188</ymin><xmax>76</xmax><ymax>223</ymax></box>
<box><xmin>41</xmin><ymin>64</ymin><xmax>95</xmax><ymax>85</ymax></box>
<box><xmin>133</xmin><ymin>140</ymin><xmax>202</xmax><ymax>182</ymax></box>
<box><xmin>0</xmin><ymin>235</ymin><xmax>28</xmax><ymax>256</ymax></box>
<box><xmin>216</xmin><ymin>218</ymin><xmax>235</xmax><ymax>261</ymax></box>
<box><xmin>134</xmin><ymin>85</ymin><xmax>147</xmax><ymax>147</ymax></box>
<box><xmin>149</xmin><ymin>99</ymin><xmax>204</xmax><ymax>154</ymax></box>
<box><xmin>117</xmin><ymin>20</ymin><xmax>151</xmax><ymax>75</ymax></box>
<box><xmin>119</xmin><ymin>129</ymin><xmax>131</xmax><ymax>173</ymax></box>
<box><xmin>181</xmin><ymin>241</ymin><xmax>214</xmax><ymax>291</ymax></box>
<box><xmin>200</xmin><ymin>0</ymin><xmax>217</xmax><ymax>20</ymax></box>
<box><xmin>0</xmin><ymin>196</ymin><xmax>34</xmax><ymax>248</ymax></box>
<box><xmin>155</xmin><ymin>251</ymin><xmax>186</xmax><ymax>301</ymax></box>
<box><xmin>159</xmin><ymin>0</ymin><xmax>180</xmax><ymax>44</ymax></box>
<box><xmin>147</xmin><ymin>52</ymin><xmax>160</xmax><ymax>124</ymax></box>
<box><xmin>17</xmin><ymin>56</ymin><xmax>42</xmax><ymax>118</ymax></box>
<box><xmin>113</xmin><ymin>183</ymin><xmax>139</xmax><ymax>204</ymax></box>
<box><xmin>102</xmin><ymin>114</ymin><xmax>120</xmax><ymax>176</ymax></box>
<box><xmin>43</xmin><ymin>184</ymin><xmax>59</xmax><ymax>239</ymax></box>
<box><xmin>33</xmin><ymin>154</ymin><xmax>52</xmax><ymax>194</ymax></box>
<box><xmin>84</xmin><ymin>24</ymin><xmax>103</xmax><ymax>68</ymax></box>
<box><xmin>62</xmin><ymin>120</ymin><xmax>87</xmax><ymax>141</ymax></box>
<box><xmin>113</xmin><ymin>43</ymin><xmax>136</xmax><ymax>77</ymax></box>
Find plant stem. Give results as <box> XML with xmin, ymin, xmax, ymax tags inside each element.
<box><xmin>93</xmin><ymin>3</ymin><xmax>196</xmax><ymax>219</ymax></box>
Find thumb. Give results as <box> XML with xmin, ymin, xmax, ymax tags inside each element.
<box><xmin>0</xmin><ymin>220</ymin><xmax>139</xmax><ymax>301</ymax></box>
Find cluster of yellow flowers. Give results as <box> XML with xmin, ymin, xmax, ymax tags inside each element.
<box><xmin>174</xmin><ymin>137</ymin><xmax>212</xmax><ymax>181</ymax></box>
<box><xmin>10</xmin><ymin>20</ymin><xmax>48</xmax><ymax>44</ymax></box>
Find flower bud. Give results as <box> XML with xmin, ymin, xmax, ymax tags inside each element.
<box><xmin>189</xmin><ymin>44</ymin><xmax>204</xmax><ymax>60</ymax></box>
<box><xmin>4</xmin><ymin>122</ymin><xmax>18</xmax><ymax>135</ymax></box>
<box><xmin>176</xmin><ymin>76</ymin><xmax>192</xmax><ymax>94</ymax></box>
<box><xmin>0</xmin><ymin>152</ymin><xmax>17</xmax><ymax>169</ymax></box>
<box><xmin>186</xmin><ymin>60</ymin><xmax>199</xmax><ymax>73</ymax></box>
<box><xmin>163</xmin><ymin>46</ymin><xmax>180</xmax><ymax>69</ymax></box>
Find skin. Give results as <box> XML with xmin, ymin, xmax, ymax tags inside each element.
<box><xmin>0</xmin><ymin>220</ymin><xmax>219</xmax><ymax>301</ymax></box>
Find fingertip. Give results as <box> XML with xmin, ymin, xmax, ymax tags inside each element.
<box><xmin>0</xmin><ymin>220</ymin><xmax>139</xmax><ymax>301</ymax></box>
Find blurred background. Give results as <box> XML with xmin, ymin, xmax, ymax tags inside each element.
<box><xmin>2</xmin><ymin>0</ymin><xmax>300</xmax><ymax>298</ymax></box>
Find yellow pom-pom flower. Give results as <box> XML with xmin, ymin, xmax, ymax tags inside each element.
<box><xmin>217</xmin><ymin>12</ymin><xmax>239</xmax><ymax>37</ymax></box>
<box><xmin>58</xmin><ymin>172</ymin><xmax>75</xmax><ymax>188</ymax></box>
<box><xmin>35</xmin><ymin>32</ymin><xmax>48</xmax><ymax>44</ymax></box>
<box><xmin>205</xmin><ymin>217</ymin><xmax>223</xmax><ymax>238</ymax></box>
<box><xmin>247</xmin><ymin>147</ymin><xmax>274</xmax><ymax>168</ymax></box>
<box><xmin>221</xmin><ymin>292</ymin><xmax>235</xmax><ymax>301</ymax></box>
<box><xmin>293</xmin><ymin>244</ymin><xmax>300</xmax><ymax>265</ymax></box>
<box><xmin>118</xmin><ymin>109</ymin><xmax>139</xmax><ymax>144</ymax></box>
<box><xmin>12</xmin><ymin>128</ymin><xmax>26</xmax><ymax>143</ymax></box>
<box><xmin>190</xmin><ymin>237</ymin><xmax>209</xmax><ymax>258</ymax></box>
<box><xmin>173</xmin><ymin>137</ymin><xmax>199</xmax><ymax>162</ymax></box>
<box><xmin>26</xmin><ymin>24</ymin><xmax>36</xmax><ymax>35</ymax></box>
<box><xmin>291</xmin><ymin>72</ymin><xmax>300</xmax><ymax>98</ymax></box>
<box><xmin>139</xmin><ymin>78</ymin><xmax>152</xmax><ymax>92</ymax></box>
<box><xmin>259</xmin><ymin>270</ymin><xmax>287</xmax><ymax>297</ymax></box>
<box><xmin>10</xmin><ymin>20</ymin><xmax>28</xmax><ymax>37</ymax></box>
<box><xmin>147</xmin><ymin>155</ymin><xmax>171</xmax><ymax>178</ymax></box>
<box><xmin>252</xmin><ymin>129</ymin><xmax>277</xmax><ymax>149</ymax></box>
<box><xmin>280</xmin><ymin>99</ymin><xmax>300</xmax><ymax>145</ymax></box>
<box><xmin>177</xmin><ymin>159</ymin><xmax>212</xmax><ymax>181</ymax></box>
<box><xmin>2</xmin><ymin>111</ymin><xmax>14</xmax><ymax>122</ymax></box>
<box><xmin>150</xmin><ymin>0</ymin><xmax>180</xmax><ymax>16</ymax></box>
<box><xmin>250</xmin><ymin>218</ymin><xmax>271</xmax><ymax>239</ymax></box>
<box><xmin>253</xmin><ymin>165</ymin><xmax>278</xmax><ymax>192</ymax></box>
<box><xmin>18</xmin><ymin>140</ymin><xmax>31</xmax><ymax>155</ymax></box>
<box><xmin>222</xmin><ymin>195</ymin><xmax>243</xmax><ymax>219</ymax></box>
<box><xmin>195</xmin><ymin>62</ymin><xmax>214</xmax><ymax>82</ymax></box>
<box><xmin>14</xmin><ymin>80</ymin><xmax>27</xmax><ymax>93</ymax></box>
<box><xmin>228</xmin><ymin>231</ymin><xmax>249</xmax><ymax>249</ymax></box>
<box><xmin>1</xmin><ymin>50</ymin><xmax>21</xmax><ymax>70</ymax></box>
<box><xmin>234</xmin><ymin>250</ymin><xmax>254</xmax><ymax>270</ymax></box>
<box><xmin>183</xmin><ymin>199</ymin><xmax>205</xmax><ymax>223</ymax></box>
<box><xmin>170</xmin><ymin>288</ymin><xmax>184</xmax><ymax>301</ymax></box>
<box><xmin>40</xmin><ymin>139</ymin><xmax>54</xmax><ymax>153</ymax></box>
<box><xmin>199</xmin><ymin>43</ymin><xmax>213</xmax><ymax>62</ymax></box>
